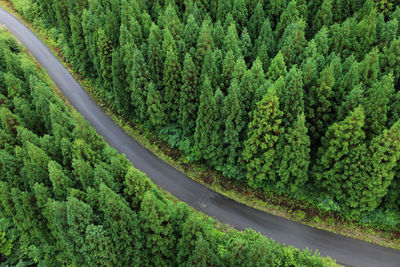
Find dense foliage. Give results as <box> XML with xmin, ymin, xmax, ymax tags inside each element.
<box><xmin>6</xmin><ymin>0</ymin><xmax>400</xmax><ymax>228</ymax></box>
<box><xmin>0</xmin><ymin>29</ymin><xmax>333</xmax><ymax>266</ymax></box>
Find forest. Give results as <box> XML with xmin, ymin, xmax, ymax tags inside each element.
<box><xmin>0</xmin><ymin>28</ymin><xmax>336</xmax><ymax>265</ymax></box>
<box><xmin>7</xmin><ymin>0</ymin><xmax>398</xmax><ymax>231</ymax></box>
<box><xmin>5</xmin><ymin>0</ymin><xmax>400</xmax><ymax>230</ymax></box>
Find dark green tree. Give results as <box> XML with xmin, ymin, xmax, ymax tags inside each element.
<box><xmin>163</xmin><ymin>46</ymin><xmax>182</xmax><ymax>123</ymax></box>
<box><xmin>179</xmin><ymin>53</ymin><xmax>199</xmax><ymax>136</ymax></box>
<box><xmin>194</xmin><ymin>77</ymin><xmax>219</xmax><ymax>162</ymax></box>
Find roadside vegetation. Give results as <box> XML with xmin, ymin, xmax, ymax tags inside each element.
<box><xmin>2</xmin><ymin>0</ymin><xmax>400</xmax><ymax>250</ymax></box>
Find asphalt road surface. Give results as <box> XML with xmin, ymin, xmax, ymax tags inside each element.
<box><xmin>1</xmin><ymin>7</ymin><xmax>399</xmax><ymax>267</ymax></box>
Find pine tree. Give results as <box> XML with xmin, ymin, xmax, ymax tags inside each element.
<box><xmin>221</xmin><ymin>50</ymin><xmax>236</xmax><ymax>92</ymax></box>
<box><xmin>112</xmin><ymin>48</ymin><xmax>130</xmax><ymax>116</ymax></box>
<box><xmin>48</xmin><ymin>161</ymin><xmax>71</xmax><ymax>200</ymax></box>
<box><xmin>363</xmin><ymin>74</ymin><xmax>394</xmax><ymax>139</ymax></box>
<box><xmin>266</xmin><ymin>51</ymin><xmax>287</xmax><ymax>82</ymax></box>
<box><xmin>280</xmin><ymin>66</ymin><xmax>305</xmax><ymax>127</ymax></box>
<box><xmin>179</xmin><ymin>54</ymin><xmax>199</xmax><ymax>136</ymax></box>
<box><xmin>194</xmin><ymin>77</ymin><xmax>219</xmax><ymax>162</ymax></box>
<box><xmin>196</xmin><ymin>18</ymin><xmax>214</xmax><ymax>68</ymax></box>
<box><xmin>278</xmin><ymin>20</ymin><xmax>307</xmax><ymax>67</ymax></box>
<box><xmin>163</xmin><ymin>46</ymin><xmax>182</xmax><ymax>123</ymax></box>
<box><xmin>240</xmin><ymin>27</ymin><xmax>252</xmax><ymax>64</ymax></box>
<box><xmin>275</xmin><ymin>0</ymin><xmax>300</xmax><ymax>38</ymax></box>
<box><xmin>163</xmin><ymin>4</ymin><xmax>182</xmax><ymax>41</ymax></box>
<box><xmin>363</xmin><ymin>120</ymin><xmax>400</xmax><ymax>213</ymax></box>
<box><xmin>255</xmin><ymin>19</ymin><xmax>275</xmax><ymax>70</ymax></box>
<box><xmin>268</xmin><ymin>0</ymin><xmax>289</xmax><ymax>25</ymax></box>
<box><xmin>131</xmin><ymin>48</ymin><xmax>149</xmax><ymax>121</ymax></box>
<box><xmin>147</xmin><ymin>82</ymin><xmax>167</xmax><ymax>129</ymax></box>
<box><xmin>200</xmin><ymin>49</ymin><xmax>218</xmax><ymax>90</ymax></box>
<box><xmin>316</xmin><ymin>106</ymin><xmax>368</xmax><ymax>212</ymax></box>
<box><xmin>217</xmin><ymin>0</ymin><xmax>233</xmax><ymax>22</ymax></box>
<box><xmin>183</xmin><ymin>14</ymin><xmax>200</xmax><ymax>51</ymax></box>
<box><xmin>139</xmin><ymin>190</ymin><xmax>176</xmax><ymax>266</ymax></box>
<box><xmin>223</xmin><ymin>80</ymin><xmax>243</xmax><ymax>165</ymax></box>
<box><xmin>147</xmin><ymin>23</ymin><xmax>164</xmax><ymax>90</ymax></box>
<box><xmin>99</xmin><ymin>183</ymin><xmax>142</xmax><ymax>266</ymax></box>
<box><xmin>306</xmin><ymin>64</ymin><xmax>335</xmax><ymax>142</ymax></box>
<box><xmin>232</xmin><ymin>0</ymin><xmax>248</xmax><ymax>32</ymax></box>
<box><xmin>248</xmin><ymin>1</ymin><xmax>265</xmax><ymax>41</ymax></box>
<box><xmin>277</xmin><ymin>113</ymin><xmax>310</xmax><ymax>193</ymax></box>
<box><xmin>242</xmin><ymin>87</ymin><xmax>283</xmax><ymax>189</ymax></box>
<box><xmin>224</xmin><ymin>23</ymin><xmax>242</xmax><ymax>59</ymax></box>
<box><xmin>313</xmin><ymin>0</ymin><xmax>333</xmax><ymax>34</ymax></box>
<box><xmin>124</xmin><ymin>166</ymin><xmax>154</xmax><ymax>210</ymax></box>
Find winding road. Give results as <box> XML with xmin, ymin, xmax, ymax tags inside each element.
<box><xmin>1</xmin><ymin>7</ymin><xmax>399</xmax><ymax>267</ymax></box>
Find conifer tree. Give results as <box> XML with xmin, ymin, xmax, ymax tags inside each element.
<box><xmin>221</xmin><ymin>50</ymin><xmax>236</xmax><ymax>92</ymax></box>
<box><xmin>266</xmin><ymin>51</ymin><xmax>287</xmax><ymax>82</ymax></box>
<box><xmin>112</xmin><ymin>48</ymin><xmax>130</xmax><ymax>116</ymax></box>
<box><xmin>201</xmin><ymin>49</ymin><xmax>218</xmax><ymax>90</ymax></box>
<box><xmin>179</xmin><ymin>54</ymin><xmax>199</xmax><ymax>136</ymax></box>
<box><xmin>147</xmin><ymin>23</ymin><xmax>163</xmax><ymax>90</ymax></box>
<box><xmin>232</xmin><ymin>0</ymin><xmax>248</xmax><ymax>32</ymax></box>
<box><xmin>217</xmin><ymin>0</ymin><xmax>232</xmax><ymax>22</ymax></box>
<box><xmin>232</xmin><ymin>56</ymin><xmax>248</xmax><ymax>82</ymax></box>
<box><xmin>248</xmin><ymin>1</ymin><xmax>265</xmax><ymax>41</ymax></box>
<box><xmin>240</xmin><ymin>27</ymin><xmax>252</xmax><ymax>64</ymax></box>
<box><xmin>278</xmin><ymin>20</ymin><xmax>307</xmax><ymax>66</ymax></box>
<box><xmin>196</xmin><ymin>19</ymin><xmax>214</xmax><ymax>68</ymax></box>
<box><xmin>363</xmin><ymin>120</ymin><xmax>400</xmax><ymax>212</ymax></box>
<box><xmin>163</xmin><ymin>4</ymin><xmax>182</xmax><ymax>41</ymax></box>
<box><xmin>147</xmin><ymin>82</ymin><xmax>167</xmax><ymax>130</ymax></box>
<box><xmin>224</xmin><ymin>23</ymin><xmax>242</xmax><ymax>59</ymax></box>
<box><xmin>131</xmin><ymin>48</ymin><xmax>149</xmax><ymax>121</ymax></box>
<box><xmin>223</xmin><ymin>80</ymin><xmax>243</xmax><ymax>166</ymax></box>
<box><xmin>363</xmin><ymin>74</ymin><xmax>394</xmax><ymax>139</ymax></box>
<box><xmin>163</xmin><ymin>46</ymin><xmax>182</xmax><ymax>123</ymax></box>
<box><xmin>99</xmin><ymin>183</ymin><xmax>142</xmax><ymax>266</ymax></box>
<box><xmin>268</xmin><ymin>0</ymin><xmax>288</xmax><ymax>25</ymax></box>
<box><xmin>183</xmin><ymin>14</ymin><xmax>200</xmax><ymax>51</ymax></box>
<box><xmin>255</xmin><ymin>19</ymin><xmax>275</xmax><ymax>70</ymax></box>
<box><xmin>48</xmin><ymin>161</ymin><xmax>71</xmax><ymax>200</ymax></box>
<box><xmin>277</xmin><ymin>113</ymin><xmax>310</xmax><ymax>193</ymax></box>
<box><xmin>242</xmin><ymin>87</ymin><xmax>283</xmax><ymax>189</ymax></box>
<box><xmin>124</xmin><ymin>166</ymin><xmax>154</xmax><ymax>210</ymax></box>
<box><xmin>194</xmin><ymin>77</ymin><xmax>219</xmax><ymax>162</ymax></box>
<box><xmin>275</xmin><ymin>0</ymin><xmax>300</xmax><ymax>38</ymax></box>
<box><xmin>306</xmin><ymin>64</ymin><xmax>335</xmax><ymax>142</ymax></box>
<box><xmin>313</xmin><ymin>0</ymin><xmax>333</xmax><ymax>34</ymax></box>
<box><xmin>316</xmin><ymin>106</ymin><xmax>368</xmax><ymax>212</ymax></box>
<box><xmin>280</xmin><ymin>66</ymin><xmax>305</xmax><ymax>127</ymax></box>
<box><xmin>139</xmin><ymin>190</ymin><xmax>176</xmax><ymax>266</ymax></box>
<box><xmin>212</xmin><ymin>20</ymin><xmax>225</xmax><ymax>50</ymax></box>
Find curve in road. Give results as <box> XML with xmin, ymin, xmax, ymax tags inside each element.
<box><xmin>1</xmin><ymin>8</ymin><xmax>399</xmax><ymax>267</ymax></box>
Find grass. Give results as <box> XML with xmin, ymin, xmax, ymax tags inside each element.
<box><xmin>1</xmin><ymin>0</ymin><xmax>399</xmax><ymax>251</ymax></box>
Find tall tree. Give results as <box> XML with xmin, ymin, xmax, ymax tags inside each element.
<box><xmin>194</xmin><ymin>77</ymin><xmax>219</xmax><ymax>162</ymax></box>
<box><xmin>131</xmin><ymin>49</ymin><xmax>149</xmax><ymax>121</ymax></box>
<box><xmin>147</xmin><ymin>23</ymin><xmax>164</xmax><ymax>90</ymax></box>
<box><xmin>242</xmin><ymin>87</ymin><xmax>283</xmax><ymax>189</ymax></box>
<box><xmin>163</xmin><ymin>46</ymin><xmax>182</xmax><ymax>123</ymax></box>
<box><xmin>179</xmin><ymin>54</ymin><xmax>199</xmax><ymax>136</ymax></box>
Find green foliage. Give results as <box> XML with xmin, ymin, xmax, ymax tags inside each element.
<box><xmin>242</xmin><ymin>87</ymin><xmax>283</xmax><ymax>188</ymax></box>
<box><xmin>8</xmin><ymin>0</ymin><xmax>400</xmax><ymax>254</ymax></box>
